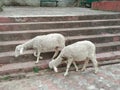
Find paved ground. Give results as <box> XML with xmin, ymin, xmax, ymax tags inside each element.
<box><xmin>0</xmin><ymin>7</ymin><xmax>120</xmax><ymax>17</ymax></box>
<box><xmin>0</xmin><ymin>63</ymin><xmax>120</xmax><ymax>90</ymax></box>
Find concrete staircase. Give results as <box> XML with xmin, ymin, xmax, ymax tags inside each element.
<box><xmin>0</xmin><ymin>14</ymin><xmax>120</xmax><ymax>75</ymax></box>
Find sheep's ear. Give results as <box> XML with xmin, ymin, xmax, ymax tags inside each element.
<box><xmin>20</xmin><ymin>47</ymin><xmax>24</xmax><ymax>54</ymax></box>
<box><xmin>53</xmin><ymin>66</ymin><xmax>58</xmax><ymax>72</ymax></box>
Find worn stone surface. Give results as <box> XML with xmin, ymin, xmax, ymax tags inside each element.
<box><xmin>0</xmin><ymin>63</ymin><xmax>120</xmax><ymax>90</ymax></box>
<box><xmin>0</xmin><ymin>7</ymin><xmax>119</xmax><ymax>17</ymax></box>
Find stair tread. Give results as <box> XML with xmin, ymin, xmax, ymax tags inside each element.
<box><xmin>0</xmin><ymin>14</ymin><xmax>120</xmax><ymax>23</ymax></box>
<box><xmin>0</xmin><ymin>51</ymin><xmax>120</xmax><ymax>75</ymax></box>
<box><xmin>96</xmin><ymin>41</ymin><xmax>120</xmax><ymax>47</ymax></box>
<box><xmin>0</xmin><ymin>59</ymin><xmax>50</xmax><ymax>73</ymax></box>
<box><xmin>0</xmin><ymin>41</ymin><xmax>120</xmax><ymax>57</ymax></box>
<box><xmin>1</xmin><ymin>33</ymin><xmax>120</xmax><ymax>46</ymax></box>
<box><xmin>0</xmin><ymin>19</ymin><xmax>119</xmax><ymax>25</ymax></box>
<box><xmin>0</xmin><ymin>13</ymin><xmax>119</xmax><ymax>18</ymax></box>
<box><xmin>1</xmin><ymin>25</ymin><xmax>120</xmax><ymax>34</ymax></box>
<box><xmin>67</xmin><ymin>33</ymin><xmax>120</xmax><ymax>40</ymax></box>
<box><xmin>0</xmin><ymin>50</ymin><xmax>33</xmax><ymax>57</ymax></box>
<box><xmin>96</xmin><ymin>51</ymin><xmax>120</xmax><ymax>59</ymax></box>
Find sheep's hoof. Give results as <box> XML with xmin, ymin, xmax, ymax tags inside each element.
<box><xmin>94</xmin><ymin>69</ymin><xmax>98</xmax><ymax>74</ymax></box>
<box><xmin>76</xmin><ymin>69</ymin><xmax>79</xmax><ymax>72</ymax></box>
<box><xmin>40</xmin><ymin>57</ymin><xmax>43</xmax><ymax>59</ymax></box>
<box><xmin>35</xmin><ymin>61</ymin><xmax>39</xmax><ymax>64</ymax></box>
<box><xmin>64</xmin><ymin>73</ymin><xmax>68</xmax><ymax>76</ymax></box>
<box><xmin>81</xmin><ymin>68</ymin><xmax>85</xmax><ymax>72</ymax></box>
<box><xmin>53</xmin><ymin>67</ymin><xmax>58</xmax><ymax>73</ymax></box>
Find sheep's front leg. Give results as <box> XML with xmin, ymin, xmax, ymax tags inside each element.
<box><xmin>81</xmin><ymin>59</ymin><xmax>89</xmax><ymax>72</ymax></box>
<box><xmin>34</xmin><ymin>51</ymin><xmax>43</xmax><ymax>59</ymax></box>
<box><xmin>64</xmin><ymin>58</ymin><xmax>73</xmax><ymax>76</ymax></box>
<box><xmin>33</xmin><ymin>49</ymin><xmax>37</xmax><ymax>57</ymax></box>
<box><xmin>34</xmin><ymin>51</ymin><xmax>37</xmax><ymax>57</ymax></box>
<box><xmin>73</xmin><ymin>61</ymin><xmax>78</xmax><ymax>72</ymax></box>
<box><xmin>52</xmin><ymin>49</ymin><xmax>59</xmax><ymax>59</ymax></box>
<box><xmin>35</xmin><ymin>52</ymin><xmax>41</xmax><ymax>64</ymax></box>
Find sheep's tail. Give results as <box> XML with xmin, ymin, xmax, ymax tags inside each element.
<box><xmin>58</xmin><ymin>34</ymin><xmax>66</xmax><ymax>49</ymax></box>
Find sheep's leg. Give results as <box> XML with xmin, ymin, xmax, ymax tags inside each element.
<box><xmin>64</xmin><ymin>58</ymin><xmax>73</xmax><ymax>76</ymax></box>
<box><xmin>90</xmin><ymin>55</ymin><xmax>98</xmax><ymax>74</ymax></box>
<box><xmin>52</xmin><ymin>49</ymin><xmax>59</xmax><ymax>59</ymax></box>
<box><xmin>34</xmin><ymin>51</ymin><xmax>37</xmax><ymax>57</ymax></box>
<box><xmin>33</xmin><ymin>49</ymin><xmax>37</xmax><ymax>57</ymax></box>
<box><xmin>34</xmin><ymin>51</ymin><xmax>43</xmax><ymax>59</ymax></box>
<box><xmin>81</xmin><ymin>59</ymin><xmax>89</xmax><ymax>72</ymax></box>
<box><xmin>73</xmin><ymin>61</ymin><xmax>78</xmax><ymax>72</ymax></box>
<box><xmin>35</xmin><ymin>52</ymin><xmax>41</xmax><ymax>64</ymax></box>
<box><xmin>39</xmin><ymin>55</ymin><xmax>43</xmax><ymax>59</ymax></box>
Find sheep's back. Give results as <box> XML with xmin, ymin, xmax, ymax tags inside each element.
<box><xmin>62</xmin><ymin>40</ymin><xmax>95</xmax><ymax>61</ymax></box>
<box><xmin>33</xmin><ymin>34</ymin><xmax>65</xmax><ymax>52</ymax></box>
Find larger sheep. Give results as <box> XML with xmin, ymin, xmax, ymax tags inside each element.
<box><xmin>15</xmin><ymin>33</ymin><xmax>65</xmax><ymax>64</ymax></box>
<box><xmin>49</xmin><ymin>40</ymin><xmax>98</xmax><ymax>76</ymax></box>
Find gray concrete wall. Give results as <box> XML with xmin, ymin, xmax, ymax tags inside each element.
<box><xmin>58</xmin><ymin>0</ymin><xmax>76</xmax><ymax>7</ymax></box>
<box><xmin>2</xmin><ymin>0</ymin><xmax>40</xmax><ymax>6</ymax></box>
<box><xmin>0</xmin><ymin>0</ymin><xmax>76</xmax><ymax>7</ymax></box>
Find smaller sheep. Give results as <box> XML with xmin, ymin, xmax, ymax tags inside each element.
<box><xmin>49</xmin><ymin>40</ymin><xmax>98</xmax><ymax>76</ymax></box>
<box><xmin>15</xmin><ymin>33</ymin><xmax>65</xmax><ymax>64</ymax></box>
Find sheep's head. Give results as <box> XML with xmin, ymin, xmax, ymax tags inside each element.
<box><xmin>15</xmin><ymin>45</ymin><xmax>24</xmax><ymax>57</ymax></box>
<box><xmin>49</xmin><ymin>59</ymin><xmax>58</xmax><ymax>73</ymax></box>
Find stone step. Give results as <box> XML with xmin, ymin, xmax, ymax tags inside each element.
<box><xmin>0</xmin><ymin>14</ymin><xmax>120</xmax><ymax>76</ymax></box>
<box><xmin>0</xmin><ymin>41</ymin><xmax>120</xmax><ymax>64</ymax></box>
<box><xmin>0</xmin><ymin>51</ymin><xmax>52</xmax><ymax>64</ymax></box>
<box><xmin>0</xmin><ymin>14</ymin><xmax>120</xmax><ymax>23</ymax></box>
<box><xmin>1</xmin><ymin>25</ymin><xmax>120</xmax><ymax>41</ymax></box>
<box><xmin>0</xmin><ymin>51</ymin><xmax>120</xmax><ymax>75</ymax></box>
<box><xmin>0</xmin><ymin>59</ymin><xmax>50</xmax><ymax>75</ymax></box>
<box><xmin>1</xmin><ymin>33</ymin><xmax>120</xmax><ymax>52</ymax></box>
<box><xmin>0</xmin><ymin>19</ymin><xmax>120</xmax><ymax>31</ymax></box>
<box><xmin>67</xmin><ymin>33</ymin><xmax>120</xmax><ymax>44</ymax></box>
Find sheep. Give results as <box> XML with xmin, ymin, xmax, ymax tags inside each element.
<box><xmin>49</xmin><ymin>40</ymin><xmax>98</xmax><ymax>76</ymax></box>
<box><xmin>15</xmin><ymin>33</ymin><xmax>65</xmax><ymax>64</ymax></box>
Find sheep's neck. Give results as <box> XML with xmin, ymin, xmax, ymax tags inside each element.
<box><xmin>23</xmin><ymin>39</ymin><xmax>33</xmax><ymax>49</ymax></box>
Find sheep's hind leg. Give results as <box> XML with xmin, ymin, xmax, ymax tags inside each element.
<box><xmin>73</xmin><ymin>61</ymin><xmax>78</xmax><ymax>72</ymax></box>
<box><xmin>81</xmin><ymin>58</ymin><xmax>89</xmax><ymax>72</ymax></box>
<box><xmin>64</xmin><ymin>58</ymin><xmax>73</xmax><ymax>76</ymax></box>
<box><xmin>90</xmin><ymin>55</ymin><xmax>98</xmax><ymax>74</ymax></box>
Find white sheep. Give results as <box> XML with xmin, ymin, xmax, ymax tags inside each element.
<box><xmin>15</xmin><ymin>33</ymin><xmax>65</xmax><ymax>64</ymax></box>
<box><xmin>49</xmin><ymin>40</ymin><xmax>98</xmax><ymax>76</ymax></box>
